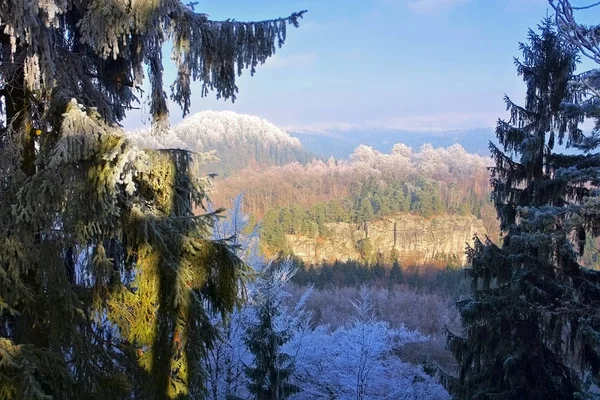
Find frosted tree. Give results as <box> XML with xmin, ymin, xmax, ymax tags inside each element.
<box><xmin>203</xmin><ymin>195</ymin><xmax>257</xmax><ymax>400</ymax></box>
<box><xmin>244</xmin><ymin>261</ymin><xmax>300</xmax><ymax>400</ymax></box>
<box><xmin>446</xmin><ymin>20</ymin><xmax>600</xmax><ymax>399</ymax></box>
<box><xmin>551</xmin><ymin>0</ymin><xmax>600</xmax><ymax>65</ymax></box>
<box><xmin>204</xmin><ymin>263</ymin><xmax>313</xmax><ymax>400</ymax></box>
<box><xmin>0</xmin><ymin>2</ymin><xmax>306</xmax><ymax>399</ymax></box>
<box><xmin>551</xmin><ymin>0</ymin><xmax>600</xmax><ymax>131</ymax></box>
<box><xmin>204</xmin><ymin>258</ymin><xmax>314</xmax><ymax>400</ymax></box>
<box><xmin>289</xmin><ymin>287</ymin><xmax>449</xmax><ymax>400</ymax></box>
<box><xmin>203</xmin><ymin>196</ymin><xmax>313</xmax><ymax>400</ymax></box>
<box><xmin>127</xmin><ymin>111</ymin><xmax>313</xmax><ymax>176</ymax></box>
<box><xmin>205</xmin><ymin>202</ymin><xmax>451</xmax><ymax>399</ymax></box>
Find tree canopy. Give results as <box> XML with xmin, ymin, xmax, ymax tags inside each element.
<box><xmin>446</xmin><ymin>18</ymin><xmax>600</xmax><ymax>399</ymax></box>
<box><xmin>0</xmin><ymin>2</ymin><xmax>305</xmax><ymax>399</ymax></box>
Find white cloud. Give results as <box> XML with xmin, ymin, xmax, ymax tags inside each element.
<box><xmin>285</xmin><ymin>111</ymin><xmax>497</xmax><ymax>133</ymax></box>
<box><xmin>283</xmin><ymin>121</ymin><xmax>357</xmax><ymax>135</ymax></box>
<box><xmin>263</xmin><ymin>52</ymin><xmax>317</xmax><ymax>69</ymax></box>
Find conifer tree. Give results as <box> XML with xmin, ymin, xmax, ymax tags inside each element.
<box><xmin>0</xmin><ymin>2</ymin><xmax>305</xmax><ymax>399</ymax></box>
<box><xmin>446</xmin><ymin>19</ymin><xmax>600</xmax><ymax>399</ymax></box>
<box><xmin>244</xmin><ymin>262</ymin><xmax>299</xmax><ymax>400</ymax></box>
<box><xmin>389</xmin><ymin>259</ymin><xmax>404</xmax><ymax>286</ymax></box>
<box><xmin>356</xmin><ymin>197</ymin><xmax>375</xmax><ymax>224</ymax></box>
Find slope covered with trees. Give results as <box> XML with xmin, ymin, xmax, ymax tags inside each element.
<box><xmin>0</xmin><ymin>2</ymin><xmax>305</xmax><ymax>399</ymax></box>
<box><xmin>212</xmin><ymin>143</ymin><xmax>498</xmax><ymax>255</ymax></box>
<box><xmin>128</xmin><ymin>111</ymin><xmax>315</xmax><ymax>176</ymax></box>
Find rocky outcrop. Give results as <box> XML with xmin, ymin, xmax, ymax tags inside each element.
<box><xmin>286</xmin><ymin>214</ymin><xmax>486</xmax><ymax>265</ymax></box>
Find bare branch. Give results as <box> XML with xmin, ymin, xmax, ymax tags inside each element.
<box><xmin>551</xmin><ymin>0</ymin><xmax>600</xmax><ymax>63</ymax></box>
<box><xmin>573</xmin><ymin>1</ymin><xmax>600</xmax><ymax>10</ymax></box>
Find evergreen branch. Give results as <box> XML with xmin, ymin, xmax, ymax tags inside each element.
<box><xmin>86</xmin><ymin>73</ymin><xmax>136</xmax><ymax>89</ymax></box>
<box><xmin>203</xmin><ymin>11</ymin><xmax>308</xmax><ymax>27</ymax></box>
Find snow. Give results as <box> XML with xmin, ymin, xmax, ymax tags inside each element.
<box><xmin>126</xmin><ymin>110</ymin><xmax>303</xmax><ymax>152</ymax></box>
<box><xmin>205</xmin><ymin>195</ymin><xmax>451</xmax><ymax>399</ymax></box>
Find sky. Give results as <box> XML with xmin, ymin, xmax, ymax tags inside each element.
<box><xmin>122</xmin><ymin>0</ymin><xmax>598</xmax><ymax>133</ymax></box>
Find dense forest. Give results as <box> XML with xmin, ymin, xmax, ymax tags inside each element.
<box><xmin>131</xmin><ymin>109</ymin><xmax>500</xmax><ymax>261</ymax></box>
<box><xmin>211</xmin><ymin>143</ymin><xmax>498</xmax><ymax>253</ymax></box>
<box><xmin>213</xmin><ymin>144</ymin><xmax>491</xmax><ymax>218</ymax></box>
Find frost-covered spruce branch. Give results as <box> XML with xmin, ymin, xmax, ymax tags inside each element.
<box><xmin>0</xmin><ymin>2</ymin><xmax>305</xmax><ymax>399</ymax></box>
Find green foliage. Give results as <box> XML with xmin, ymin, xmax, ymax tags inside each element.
<box><xmin>244</xmin><ymin>265</ymin><xmax>299</xmax><ymax>400</ymax></box>
<box><xmin>0</xmin><ymin>339</ymin><xmax>70</xmax><ymax>400</ymax></box>
<box><xmin>409</xmin><ymin>178</ymin><xmax>445</xmax><ymax>218</ymax></box>
<box><xmin>262</xmin><ymin>209</ymin><xmax>288</xmax><ymax>251</ymax></box>
<box><xmin>260</xmin><ymin>174</ymin><xmax>490</xmax><ymax>254</ymax></box>
<box><xmin>0</xmin><ymin>2</ymin><xmax>305</xmax><ymax>399</ymax></box>
<box><xmin>446</xmin><ymin>20</ymin><xmax>600</xmax><ymax>399</ymax></box>
<box><xmin>356</xmin><ymin>238</ymin><xmax>374</xmax><ymax>264</ymax></box>
<box><xmin>389</xmin><ymin>260</ymin><xmax>404</xmax><ymax>286</ymax></box>
<box><xmin>356</xmin><ymin>197</ymin><xmax>375</xmax><ymax>224</ymax></box>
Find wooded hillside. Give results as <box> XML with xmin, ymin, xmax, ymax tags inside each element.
<box><xmin>128</xmin><ymin>110</ymin><xmax>315</xmax><ymax>176</ymax></box>
<box><xmin>211</xmin><ymin>143</ymin><xmax>499</xmax><ymax>253</ymax></box>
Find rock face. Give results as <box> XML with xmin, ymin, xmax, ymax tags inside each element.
<box><xmin>286</xmin><ymin>214</ymin><xmax>487</xmax><ymax>265</ymax></box>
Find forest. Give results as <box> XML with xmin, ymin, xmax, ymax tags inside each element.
<box><xmin>1</xmin><ymin>1</ymin><xmax>600</xmax><ymax>400</ymax></box>
<box><xmin>204</xmin><ymin>197</ymin><xmax>453</xmax><ymax>399</ymax></box>
<box><xmin>128</xmin><ymin>110</ymin><xmax>314</xmax><ymax>177</ymax></box>
<box><xmin>217</xmin><ymin>144</ymin><xmax>498</xmax><ymax>253</ymax></box>
<box><xmin>131</xmin><ymin>109</ymin><xmax>500</xmax><ymax>259</ymax></box>
<box><xmin>212</xmin><ymin>144</ymin><xmax>491</xmax><ymax>218</ymax></box>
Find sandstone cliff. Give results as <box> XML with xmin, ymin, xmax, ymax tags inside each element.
<box><xmin>285</xmin><ymin>214</ymin><xmax>487</xmax><ymax>265</ymax></box>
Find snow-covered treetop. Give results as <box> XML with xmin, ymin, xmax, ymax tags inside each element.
<box><xmin>551</xmin><ymin>0</ymin><xmax>600</xmax><ymax>64</ymax></box>
<box><xmin>325</xmin><ymin>142</ymin><xmax>491</xmax><ymax>183</ymax></box>
<box><xmin>128</xmin><ymin>110</ymin><xmax>303</xmax><ymax>151</ymax></box>
<box><xmin>127</xmin><ymin>110</ymin><xmax>311</xmax><ymax>176</ymax></box>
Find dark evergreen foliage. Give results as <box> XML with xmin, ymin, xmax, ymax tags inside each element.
<box><xmin>389</xmin><ymin>259</ymin><xmax>405</xmax><ymax>286</ymax></box>
<box><xmin>244</xmin><ymin>264</ymin><xmax>299</xmax><ymax>400</ymax></box>
<box><xmin>289</xmin><ymin>258</ymin><xmax>468</xmax><ymax>297</ymax></box>
<box><xmin>446</xmin><ymin>19</ymin><xmax>600</xmax><ymax>399</ymax></box>
<box><xmin>0</xmin><ymin>2</ymin><xmax>305</xmax><ymax>398</ymax></box>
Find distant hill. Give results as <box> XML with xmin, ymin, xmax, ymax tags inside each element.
<box><xmin>127</xmin><ymin>111</ymin><xmax>316</xmax><ymax>176</ymax></box>
<box><xmin>127</xmin><ymin>113</ymin><xmax>498</xmax><ymax>175</ymax></box>
<box><xmin>290</xmin><ymin>127</ymin><xmax>497</xmax><ymax>159</ymax></box>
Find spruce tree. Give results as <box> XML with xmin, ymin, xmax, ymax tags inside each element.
<box><xmin>356</xmin><ymin>197</ymin><xmax>375</xmax><ymax>224</ymax></box>
<box><xmin>389</xmin><ymin>259</ymin><xmax>404</xmax><ymax>286</ymax></box>
<box><xmin>0</xmin><ymin>2</ymin><xmax>305</xmax><ymax>399</ymax></box>
<box><xmin>244</xmin><ymin>263</ymin><xmax>299</xmax><ymax>400</ymax></box>
<box><xmin>446</xmin><ymin>19</ymin><xmax>600</xmax><ymax>399</ymax></box>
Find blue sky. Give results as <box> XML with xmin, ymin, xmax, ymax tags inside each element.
<box><xmin>122</xmin><ymin>0</ymin><xmax>593</xmax><ymax>132</ymax></box>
